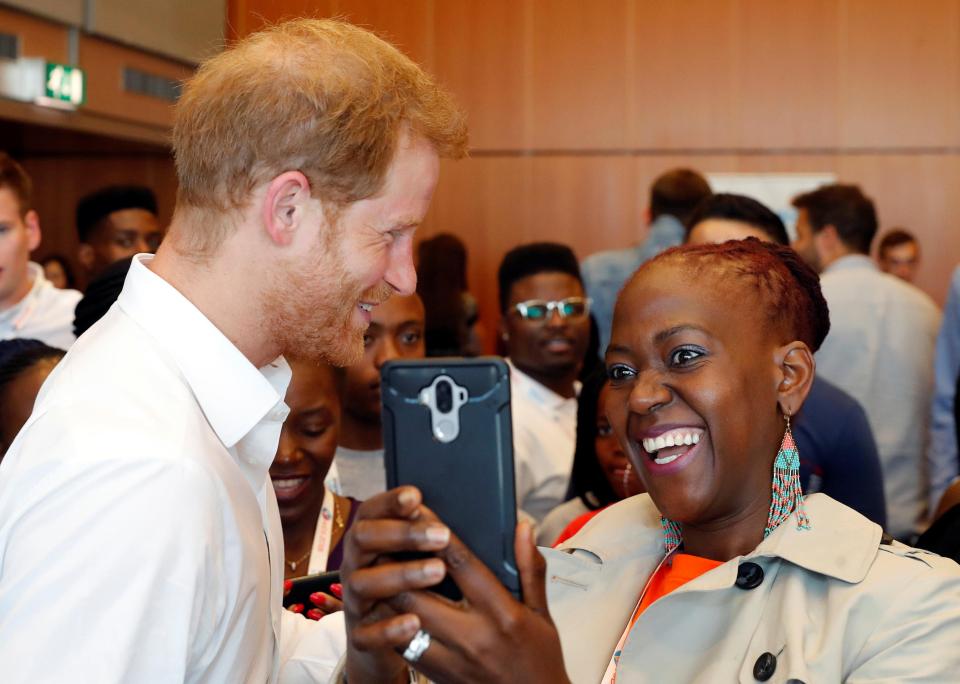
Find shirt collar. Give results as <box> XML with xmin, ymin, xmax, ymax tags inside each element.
<box><xmin>0</xmin><ymin>262</ymin><xmax>45</xmax><ymax>326</ymax></box>
<box><xmin>823</xmin><ymin>253</ymin><xmax>877</xmax><ymax>275</ymax></box>
<box><xmin>116</xmin><ymin>254</ymin><xmax>291</xmax><ymax>449</ymax></box>
<box><xmin>507</xmin><ymin>358</ymin><xmax>580</xmax><ymax>409</ymax></box>
<box><xmin>559</xmin><ymin>493</ymin><xmax>881</xmax><ymax>584</ymax></box>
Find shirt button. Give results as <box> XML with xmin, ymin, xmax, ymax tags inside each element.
<box><xmin>753</xmin><ymin>651</ymin><xmax>777</xmax><ymax>681</ymax></box>
<box><xmin>735</xmin><ymin>562</ymin><xmax>764</xmax><ymax>590</ymax></box>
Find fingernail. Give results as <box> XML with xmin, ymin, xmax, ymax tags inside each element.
<box><xmin>283</xmin><ymin>580</ymin><xmax>293</xmax><ymax>592</ymax></box>
<box><xmin>330</xmin><ymin>583</ymin><xmax>343</xmax><ymax>598</ymax></box>
<box><xmin>398</xmin><ymin>487</ymin><xmax>418</xmax><ymax>507</ymax></box>
<box><xmin>388</xmin><ymin>615</ymin><xmax>420</xmax><ymax>639</ymax></box>
<box><xmin>306</xmin><ymin>608</ymin><xmax>324</xmax><ymax>620</ymax></box>
<box><xmin>310</xmin><ymin>592</ymin><xmax>325</xmax><ymax>605</ymax></box>
<box><xmin>289</xmin><ymin>603</ymin><xmax>304</xmax><ymax>613</ymax></box>
<box><xmin>424</xmin><ymin>524</ymin><xmax>450</xmax><ymax>545</ymax></box>
<box><xmin>423</xmin><ymin>559</ymin><xmax>445</xmax><ymax>581</ymax></box>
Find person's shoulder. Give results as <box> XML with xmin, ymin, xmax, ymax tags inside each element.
<box><xmin>554</xmin><ymin>494</ymin><xmax>662</xmax><ymax>559</ymax></box>
<box><xmin>581</xmin><ymin>247</ymin><xmax>640</xmax><ymax>277</ymax></box>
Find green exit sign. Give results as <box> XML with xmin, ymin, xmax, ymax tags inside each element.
<box><xmin>44</xmin><ymin>62</ymin><xmax>85</xmax><ymax>107</ymax></box>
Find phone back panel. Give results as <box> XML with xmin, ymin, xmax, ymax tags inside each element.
<box><xmin>381</xmin><ymin>357</ymin><xmax>520</xmax><ymax>600</ymax></box>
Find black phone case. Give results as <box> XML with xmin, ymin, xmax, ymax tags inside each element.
<box><xmin>283</xmin><ymin>571</ymin><xmax>340</xmax><ymax>609</ymax></box>
<box><xmin>382</xmin><ymin>357</ymin><xmax>521</xmax><ymax>601</ymax></box>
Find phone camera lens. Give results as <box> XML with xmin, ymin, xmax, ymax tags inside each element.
<box><xmin>436</xmin><ymin>380</ymin><xmax>453</xmax><ymax>413</ymax></box>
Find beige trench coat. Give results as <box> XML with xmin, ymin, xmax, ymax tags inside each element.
<box><xmin>542</xmin><ymin>493</ymin><xmax>960</xmax><ymax>683</ymax></box>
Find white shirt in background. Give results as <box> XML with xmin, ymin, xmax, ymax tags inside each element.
<box><xmin>329</xmin><ymin>445</ymin><xmax>386</xmax><ymax>501</ymax></box>
<box><xmin>0</xmin><ymin>255</ymin><xmax>341</xmax><ymax>683</ymax></box>
<box><xmin>0</xmin><ymin>261</ymin><xmax>81</xmax><ymax>349</ymax></box>
<box><xmin>815</xmin><ymin>254</ymin><xmax>941</xmax><ymax>539</ymax></box>
<box><xmin>508</xmin><ymin>359</ymin><xmax>579</xmax><ymax>523</ymax></box>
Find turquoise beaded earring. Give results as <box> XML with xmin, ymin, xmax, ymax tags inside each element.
<box><xmin>764</xmin><ymin>414</ymin><xmax>810</xmax><ymax>536</ymax></box>
<box><xmin>660</xmin><ymin>413</ymin><xmax>810</xmax><ymax>555</ymax></box>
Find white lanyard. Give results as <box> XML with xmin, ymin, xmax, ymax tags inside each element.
<box><xmin>600</xmin><ymin>553</ymin><xmax>672</xmax><ymax>684</ymax></box>
<box><xmin>306</xmin><ymin>488</ymin><xmax>336</xmax><ymax>575</ymax></box>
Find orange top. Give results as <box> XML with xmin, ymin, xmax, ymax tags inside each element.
<box><xmin>632</xmin><ymin>553</ymin><xmax>723</xmax><ymax>625</ymax></box>
<box><xmin>553</xmin><ymin>507</ymin><xmax>604</xmax><ymax>546</ymax></box>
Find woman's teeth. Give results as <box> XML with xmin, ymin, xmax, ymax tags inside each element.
<box><xmin>642</xmin><ymin>431</ymin><xmax>701</xmax><ymax>454</ymax></box>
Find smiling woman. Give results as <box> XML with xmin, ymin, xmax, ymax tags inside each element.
<box><xmin>336</xmin><ymin>237</ymin><xmax>960</xmax><ymax>684</ymax></box>
<box><xmin>270</xmin><ymin>359</ymin><xmax>358</xmax><ymax>582</ymax></box>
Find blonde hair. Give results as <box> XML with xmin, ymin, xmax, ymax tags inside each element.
<box><xmin>172</xmin><ymin>18</ymin><xmax>467</xmax><ymax>253</ymax></box>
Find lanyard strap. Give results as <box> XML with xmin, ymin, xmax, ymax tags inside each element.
<box><xmin>306</xmin><ymin>488</ymin><xmax>336</xmax><ymax>574</ymax></box>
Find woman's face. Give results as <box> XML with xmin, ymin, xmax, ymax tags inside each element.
<box><xmin>270</xmin><ymin>361</ymin><xmax>341</xmax><ymax>525</ymax></box>
<box><xmin>595</xmin><ymin>383</ymin><xmax>643</xmax><ymax>500</ymax></box>
<box><xmin>604</xmin><ymin>260</ymin><xmax>786</xmax><ymax>527</ymax></box>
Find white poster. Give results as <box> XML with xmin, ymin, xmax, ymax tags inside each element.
<box><xmin>706</xmin><ymin>173</ymin><xmax>836</xmax><ymax>240</ymax></box>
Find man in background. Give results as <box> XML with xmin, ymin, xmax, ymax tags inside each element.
<box><xmin>499</xmin><ymin>242</ymin><xmax>591</xmax><ymax>523</ymax></box>
<box><xmin>581</xmin><ymin>167</ymin><xmax>711</xmax><ymax>355</ymax></box>
<box><xmin>331</xmin><ymin>293</ymin><xmax>426</xmax><ymax>500</ymax></box>
<box><xmin>0</xmin><ymin>152</ymin><xmax>81</xmax><ymax>349</ymax></box>
<box><xmin>793</xmin><ymin>184</ymin><xmax>940</xmax><ymax>539</ymax></box>
<box><xmin>76</xmin><ymin>185</ymin><xmax>163</xmax><ymax>282</ymax></box>
<box><xmin>877</xmin><ymin>227</ymin><xmax>921</xmax><ymax>284</ymax></box>
<box><xmin>929</xmin><ymin>265</ymin><xmax>960</xmax><ymax>516</ymax></box>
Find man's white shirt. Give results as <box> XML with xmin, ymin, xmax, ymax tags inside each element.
<box><xmin>0</xmin><ymin>261</ymin><xmax>81</xmax><ymax>348</ymax></box>
<box><xmin>508</xmin><ymin>360</ymin><xmax>579</xmax><ymax>523</ymax></box>
<box><xmin>0</xmin><ymin>255</ymin><xmax>341</xmax><ymax>683</ymax></box>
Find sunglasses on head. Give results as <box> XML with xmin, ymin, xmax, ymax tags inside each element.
<box><xmin>511</xmin><ymin>297</ymin><xmax>591</xmax><ymax>321</ymax></box>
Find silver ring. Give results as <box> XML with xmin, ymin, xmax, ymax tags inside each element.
<box><xmin>402</xmin><ymin>629</ymin><xmax>432</xmax><ymax>663</ymax></box>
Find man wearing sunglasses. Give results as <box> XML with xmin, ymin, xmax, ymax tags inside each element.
<box><xmin>497</xmin><ymin>242</ymin><xmax>591</xmax><ymax>523</ymax></box>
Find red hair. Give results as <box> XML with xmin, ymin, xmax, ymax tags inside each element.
<box><xmin>640</xmin><ymin>238</ymin><xmax>830</xmax><ymax>352</ymax></box>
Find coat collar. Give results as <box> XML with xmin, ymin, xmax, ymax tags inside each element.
<box><xmin>556</xmin><ymin>493</ymin><xmax>882</xmax><ymax>584</ymax></box>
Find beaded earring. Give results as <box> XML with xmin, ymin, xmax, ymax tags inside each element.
<box><xmin>659</xmin><ymin>413</ymin><xmax>811</xmax><ymax>555</ymax></box>
<box><xmin>764</xmin><ymin>414</ymin><xmax>810</xmax><ymax>536</ymax></box>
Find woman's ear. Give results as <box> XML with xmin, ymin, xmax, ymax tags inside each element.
<box><xmin>775</xmin><ymin>341</ymin><xmax>815</xmax><ymax>417</ymax></box>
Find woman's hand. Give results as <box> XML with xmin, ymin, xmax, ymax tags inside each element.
<box><xmin>339</xmin><ymin>486</ymin><xmax>570</xmax><ymax>684</ymax></box>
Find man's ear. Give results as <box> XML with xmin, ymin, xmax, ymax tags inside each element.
<box><xmin>774</xmin><ymin>341</ymin><xmax>815</xmax><ymax>418</ymax></box>
<box><xmin>24</xmin><ymin>210</ymin><xmax>41</xmax><ymax>252</ymax></box>
<box><xmin>261</xmin><ymin>171</ymin><xmax>312</xmax><ymax>247</ymax></box>
<box><xmin>77</xmin><ymin>243</ymin><xmax>95</xmax><ymax>272</ymax></box>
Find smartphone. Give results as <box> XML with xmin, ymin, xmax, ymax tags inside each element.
<box><xmin>382</xmin><ymin>357</ymin><xmax>521</xmax><ymax>601</ymax></box>
<box><xmin>283</xmin><ymin>571</ymin><xmax>340</xmax><ymax>609</ymax></box>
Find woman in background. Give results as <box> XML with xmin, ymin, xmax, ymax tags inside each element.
<box><xmin>271</xmin><ymin>360</ymin><xmax>357</xmax><ymax>618</ymax></box>
<box><xmin>417</xmin><ymin>233</ymin><xmax>484</xmax><ymax>356</ymax></box>
<box><xmin>538</xmin><ymin>370</ymin><xmax>643</xmax><ymax>546</ymax></box>
<box><xmin>41</xmin><ymin>255</ymin><xmax>77</xmax><ymax>291</ymax></box>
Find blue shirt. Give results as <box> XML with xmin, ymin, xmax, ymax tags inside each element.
<box><xmin>795</xmin><ymin>377</ymin><xmax>887</xmax><ymax>528</ymax></box>
<box><xmin>928</xmin><ymin>266</ymin><xmax>960</xmax><ymax>512</ymax></box>
<box><xmin>581</xmin><ymin>215</ymin><xmax>686</xmax><ymax>356</ymax></box>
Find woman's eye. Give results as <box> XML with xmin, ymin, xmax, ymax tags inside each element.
<box><xmin>669</xmin><ymin>347</ymin><xmax>703</xmax><ymax>367</ymax></box>
<box><xmin>607</xmin><ymin>364</ymin><xmax>636</xmax><ymax>383</ymax></box>
<box><xmin>596</xmin><ymin>424</ymin><xmax>614</xmax><ymax>437</ymax></box>
<box><xmin>301</xmin><ymin>425</ymin><xmax>329</xmax><ymax>438</ymax></box>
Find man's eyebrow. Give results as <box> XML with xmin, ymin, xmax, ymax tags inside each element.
<box><xmin>653</xmin><ymin>324</ymin><xmax>710</xmax><ymax>345</ymax></box>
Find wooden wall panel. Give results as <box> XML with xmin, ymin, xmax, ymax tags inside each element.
<box><xmin>839</xmin><ymin>0</ymin><xmax>960</xmax><ymax>147</ymax></box>
<box><xmin>79</xmin><ymin>36</ymin><xmax>195</xmax><ymax>129</ymax></box>
<box><xmin>528</xmin><ymin>0</ymin><xmax>631</xmax><ymax>149</ymax></box>
<box><xmin>0</xmin><ymin>6</ymin><xmax>69</xmax><ymax>63</ymax></box>
<box><xmin>632</xmin><ymin>0</ymin><xmax>739</xmax><ymax>149</ymax></box>
<box><xmin>432</xmin><ymin>1</ymin><xmax>528</xmax><ymax>150</ymax></box>
<box><xmin>333</xmin><ymin>0</ymin><xmax>434</xmax><ymax>69</ymax></box>
<box><xmin>737</xmin><ymin>0</ymin><xmax>840</xmax><ymax>149</ymax></box>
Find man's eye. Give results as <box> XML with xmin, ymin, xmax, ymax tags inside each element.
<box><xmin>669</xmin><ymin>347</ymin><xmax>704</xmax><ymax>367</ymax></box>
<box><xmin>607</xmin><ymin>364</ymin><xmax>636</xmax><ymax>383</ymax></box>
<box><xmin>114</xmin><ymin>236</ymin><xmax>135</xmax><ymax>248</ymax></box>
<box><xmin>363</xmin><ymin>335</ymin><xmax>374</xmax><ymax>348</ymax></box>
<box><xmin>400</xmin><ymin>331</ymin><xmax>422</xmax><ymax>345</ymax></box>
